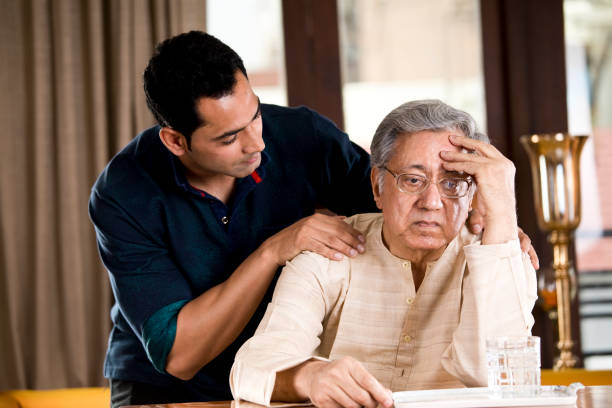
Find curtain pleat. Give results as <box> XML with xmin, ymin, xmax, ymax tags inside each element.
<box><xmin>0</xmin><ymin>0</ymin><xmax>206</xmax><ymax>389</ymax></box>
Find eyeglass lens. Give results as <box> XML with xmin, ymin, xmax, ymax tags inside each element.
<box><xmin>397</xmin><ymin>174</ymin><xmax>469</xmax><ymax>197</ymax></box>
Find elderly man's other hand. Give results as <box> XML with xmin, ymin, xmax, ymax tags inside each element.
<box><xmin>467</xmin><ymin>193</ymin><xmax>539</xmax><ymax>269</ymax></box>
<box><xmin>441</xmin><ymin>134</ymin><xmax>518</xmax><ymax>245</ymax></box>
<box><xmin>281</xmin><ymin>357</ymin><xmax>393</xmax><ymax>408</ymax></box>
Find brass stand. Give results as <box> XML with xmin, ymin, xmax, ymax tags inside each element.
<box><xmin>520</xmin><ymin>133</ymin><xmax>587</xmax><ymax>371</ymax></box>
<box><xmin>549</xmin><ymin>230</ymin><xmax>577</xmax><ymax>369</ymax></box>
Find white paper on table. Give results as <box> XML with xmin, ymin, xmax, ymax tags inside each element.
<box><xmin>392</xmin><ymin>385</ymin><xmax>583</xmax><ymax>408</ymax></box>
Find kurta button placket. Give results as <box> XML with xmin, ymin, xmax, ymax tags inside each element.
<box><xmin>221</xmin><ymin>216</ymin><xmax>229</xmax><ymax>225</ymax></box>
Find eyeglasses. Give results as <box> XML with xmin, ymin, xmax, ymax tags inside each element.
<box><xmin>382</xmin><ymin>166</ymin><xmax>473</xmax><ymax>198</ymax></box>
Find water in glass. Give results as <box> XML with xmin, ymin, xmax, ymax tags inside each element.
<box><xmin>486</xmin><ymin>336</ymin><xmax>541</xmax><ymax>397</ymax></box>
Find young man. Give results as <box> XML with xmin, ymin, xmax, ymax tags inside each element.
<box><xmin>89</xmin><ymin>31</ymin><xmax>378</xmax><ymax>407</ymax></box>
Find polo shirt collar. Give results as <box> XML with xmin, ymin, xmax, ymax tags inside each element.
<box><xmin>168</xmin><ymin>149</ymin><xmax>270</xmax><ymax>198</ymax></box>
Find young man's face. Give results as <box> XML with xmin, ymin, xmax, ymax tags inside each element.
<box><xmin>180</xmin><ymin>71</ymin><xmax>264</xmax><ymax>180</ymax></box>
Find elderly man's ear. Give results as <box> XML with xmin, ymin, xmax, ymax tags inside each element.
<box><xmin>370</xmin><ymin>167</ymin><xmax>384</xmax><ymax>210</ymax></box>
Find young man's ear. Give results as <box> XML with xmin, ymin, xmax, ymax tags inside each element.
<box><xmin>370</xmin><ymin>167</ymin><xmax>384</xmax><ymax>210</ymax></box>
<box><xmin>159</xmin><ymin>127</ymin><xmax>188</xmax><ymax>156</ymax></box>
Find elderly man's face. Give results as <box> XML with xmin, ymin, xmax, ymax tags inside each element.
<box><xmin>372</xmin><ymin>131</ymin><xmax>472</xmax><ymax>258</ymax></box>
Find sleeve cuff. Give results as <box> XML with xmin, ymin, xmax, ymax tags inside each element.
<box><xmin>463</xmin><ymin>238</ymin><xmax>522</xmax><ymax>259</ymax></box>
<box><xmin>463</xmin><ymin>237</ymin><xmax>536</xmax><ymax>333</ymax></box>
<box><xmin>141</xmin><ymin>299</ymin><xmax>189</xmax><ymax>373</ymax></box>
<box><xmin>231</xmin><ymin>355</ymin><xmax>329</xmax><ymax>406</ymax></box>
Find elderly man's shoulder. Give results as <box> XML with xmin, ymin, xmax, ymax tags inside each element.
<box><xmin>285</xmin><ymin>213</ymin><xmax>382</xmax><ymax>279</ymax></box>
<box><xmin>342</xmin><ymin>212</ymin><xmax>383</xmax><ymax>231</ymax></box>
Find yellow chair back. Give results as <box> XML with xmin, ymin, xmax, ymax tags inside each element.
<box><xmin>0</xmin><ymin>387</ymin><xmax>110</xmax><ymax>408</ymax></box>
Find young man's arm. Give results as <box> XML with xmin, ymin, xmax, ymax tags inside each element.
<box><xmin>165</xmin><ymin>213</ymin><xmax>367</xmax><ymax>380</ymax></box>
<box><xmin>91</xmin><ymin>184</ymin><xmax>367</xmax><ymax>382</ymax></box>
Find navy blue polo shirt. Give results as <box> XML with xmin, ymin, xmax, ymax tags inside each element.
<box><xmin>89</xmin><ymin>104</ymin><xmax>377</xmax><ymax>400</ymax></box>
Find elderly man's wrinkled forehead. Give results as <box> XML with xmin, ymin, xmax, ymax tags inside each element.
<box><xmin>387</xmin><ymin>130</ymin><xmax>463</xmax><ymax>172</ymax></box>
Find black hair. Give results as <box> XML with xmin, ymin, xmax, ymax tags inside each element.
<box><xmin>143</xmin><ymin>31</ymin><xmax>247</xmax><ymax>145</ymax></box>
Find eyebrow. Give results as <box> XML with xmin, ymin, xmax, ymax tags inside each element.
<box><xmin>212</xmin><ymin>97</ymin><xmax>261</xmax><ymax>141</ymax></box>
<box><xmin>398</xmin><ymin>164</ymin><xmax>426</xmax><ymax>173</ymax></box>
<box><xmin>398</xmin><ymin>165</ymin><xmax>466</xmax><ymax>178</ymax></box>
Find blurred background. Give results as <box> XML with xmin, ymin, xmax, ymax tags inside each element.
<box><xmin>1</xmin><ymin>0</ymin><xmax>611</xmax><ymax>390</ymax></box>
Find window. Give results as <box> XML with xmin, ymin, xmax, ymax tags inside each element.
<box><xmin>337</xmin><ymin>0</ymin><xmax>486</xmax><ymax>149</ymax></box>
<box><xmin>565</xmin><ymin>0</ymin><xmax>612</xmax><ymax>369</ymax></box>
<box><xmin>206</xmin><ymin>0</ymin><xmax>287</xmax><ymax>106</ymax></box>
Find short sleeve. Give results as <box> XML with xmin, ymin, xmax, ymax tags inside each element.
<box><xmin>89</xmin><ymin>188</ymin><xmax>193</xmax><ymax>373</ymax></box>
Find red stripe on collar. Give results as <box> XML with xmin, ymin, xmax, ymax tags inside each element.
<box><xmin>251</xmin><ymin>170</ymin><xmax>262</xmax><ymax>184</ymax></box>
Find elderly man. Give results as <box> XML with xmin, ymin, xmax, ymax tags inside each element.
<box><xmin>230</xmin><ymin>100</ymin><xmax>538</xmax><ymax>408</ymax></box>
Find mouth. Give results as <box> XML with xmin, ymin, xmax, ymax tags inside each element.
<box><xmin>243</xmin><ymin>153</ymin><xmax>260</xmax><ymax>165</ymax></box>
<box><xmin>413</xmin><ymin>221</ymin><xmax>440</xmax><ymax>229</ymax></box>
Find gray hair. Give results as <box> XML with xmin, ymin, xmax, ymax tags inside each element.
<box><xmin>370</xmin><ymin>99</ymin><xmax>489</xmax><ymax>189</ymax></box>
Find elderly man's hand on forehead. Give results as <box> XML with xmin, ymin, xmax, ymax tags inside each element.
<box><xmin>440</xmin><ymin>135</ymin><xmax>516</xmax><ymax>224</ymax></box>
<box><xmin>467</xmin><ymin>194</ymin><xmax>539</xmax><ymax>270</ymax></box>
<box><xmin>440</xmin><ymin>135</ymin><xmax>537</xmax><ymax>267</ymax></box>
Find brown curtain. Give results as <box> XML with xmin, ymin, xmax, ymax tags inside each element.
<box><xmin>0</xmin><ymin>0</ymin><xmax>206</xmax><ymax>390</ymax></box>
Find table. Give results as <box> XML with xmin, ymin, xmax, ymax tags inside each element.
<box><xmin>576</xmin><ymin>386</ymin><xmax>612</xmax><ymax>407</ymax></box>
<box><xmin>123</xmin><ymin>386</ymin><xmax>612</xmax><ymax>408</ymax></box>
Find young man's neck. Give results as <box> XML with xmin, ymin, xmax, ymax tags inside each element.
<box><xmin>185</xmin><ymin>168</ymin><xmax>238</xmax><ymax>205</ymax></box>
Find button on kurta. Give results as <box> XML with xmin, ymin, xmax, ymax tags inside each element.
<box><xmin>402</xmin><ymin>261</ymin><xmax>410</xmax><ymax>269</ymax></box>
<box><xmin>221</xmin><ymin>216</ymin><xmax>229</xmax><ymax>225</ymax></box>
<box><xmin>406</xmin><ymin>297</ymin><xmax>414</xmax><ymax>305</ymax></box>
<box><xmin>403</xmin><ymin>334</ymin><xmax>412</xmax><ymax>343</ymax></box>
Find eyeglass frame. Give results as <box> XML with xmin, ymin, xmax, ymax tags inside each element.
<box><xmin>381</xmin><ymin>166</ymin><xmax>474</xmax><ymax>198</ymax></box>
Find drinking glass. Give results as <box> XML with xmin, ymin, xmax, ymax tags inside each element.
<box><xmin>486</xmin><ymin>336</ymin><xmax>541</xmax><ymax>397</ymax></box>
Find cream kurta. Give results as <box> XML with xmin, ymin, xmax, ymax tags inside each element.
<box><xmin>230</xmin><ymin>213</ymin><xmax>537</xmax><ymax>405</ymax></box>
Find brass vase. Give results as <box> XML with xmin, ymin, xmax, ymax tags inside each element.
<box><xmin>520</xmin><ymin>133</ymin><xmax>588</xmax><ymax>370</ymax></box>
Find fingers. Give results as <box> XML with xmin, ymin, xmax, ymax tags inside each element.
<box><xmin>324</xmin><ymin>218</ymin><xmax>366</xmax><ymax>254</ymax></box>
<box><xmin>440</xmin><ymin>139</ymin><xmax>516</xmax><ymax>202</ymax></box>
<box><xmin>336</xmin><ymin>369</ymin><xmax>378</xmax><ymax>408</ymax></box>
<box><xmin>328</xmin><ymin>385</ymin><xmax>366</xmax><ymax>408</ymax></box>
<box><xmin>309</xmin><ymin>358</ymin><xmax>393</xmax><ymax>408</ymax></box>
<box><xmin>528</xmin><ymin>245</ymin><xmax>540</xmax><ymax>270</ymax></box>
<box><xmin>315</xmin><ymin>208</ymin><xmax>339</xmax><ymax>217</ymax></box>
<box><xmin>270</xmin><ymin>214</ymin><xmax>368</xmax><ymax>265</ymax></box>
<box><xmin>440</xmin><ymin>157</ymin><xmax>483</xmax><ymax>175</ymax></box>
<box><xmin>518</xmin><ymin>227</ymin><xmax>531</xmax><ymax>252</ymax></box>
<box><xmin>303</xmin><ymin>214</ymin><xmax>366</xmax><ymax>260</ymax></box>
<box><xmin>439</xmin><ymin>149</ymin><xmax>507</xmax><ymax>178</ymax></box>
<box><xmin>440</xmin><ymin>149</ymin><xmax>486</xmax><ymax>164</ymax></box>
<box><xmin>518</xmin><ymin>227</ymin><xmax>540</xmax><ymax>270</ymax></box>
<box><xmin>439</xmin><ymin>148</ymin><xmax>491</xmax><ymax>177</ymax></box>
<box><xmin>448</xmin><ymin>134</ymin><xmax>502</xmax><ymax>157</ymax></box>
<box><xmin>350</xmin><ymin>365</ymin><xmax>393</xmax><ymax>408</ymax></box>
<box><xmin>466</xmin><ymin>193</ymin><xmax>485</xmax><ymax>234</ymax></box>
<box><xmin>310</xmin><ymin>237</ymin><xmax>362</xmax><ymax>261</ymax></box>
<box><xmin>467</xmin><ymin>209</ymin><xmax>484</xmax><ymax>235</ymax></box>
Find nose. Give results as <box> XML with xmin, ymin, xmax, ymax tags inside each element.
<box><xmin>417</xmin><ymin>182</ymin><xmax>444</xmax><ymax>210</ymax></box>
<box><xmin>241</xmin><ymin>121</ymin><xmax>265</xmax><ymax>154</ymax></box>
